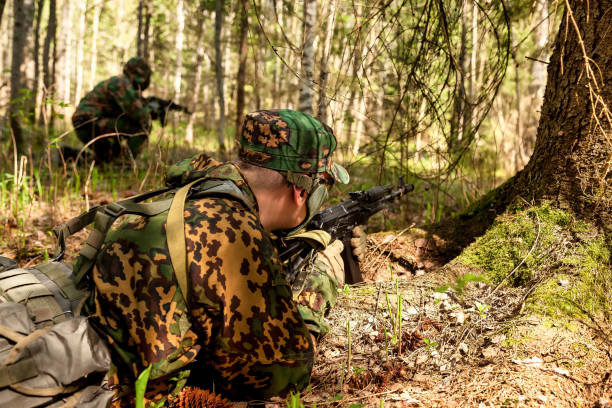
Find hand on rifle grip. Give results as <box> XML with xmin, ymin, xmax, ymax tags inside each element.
<box><xmin>350</xmin><ymin>225</ymin><xmax>367</xmax><ymax>263</ymax></box>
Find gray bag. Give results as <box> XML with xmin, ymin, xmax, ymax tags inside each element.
<box><xmin>0</xmin><ymin>302</ymin><xmax>115</xmax><ymax>407</ymax></box>
<box><xmin>0</xmin><ymin>258</ymin><xmax>115</xmax><ymax>407</ymax></box>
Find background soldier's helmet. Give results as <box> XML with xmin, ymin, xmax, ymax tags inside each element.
<box><xmin>123</xmin><ymin>56</ymin><xmax>151</xmax><ymax>90</ymax></box>
<box><xmin>237</xmin><ymin>109</ymin><xmax>349</xmax><ymax>184</ymax></box>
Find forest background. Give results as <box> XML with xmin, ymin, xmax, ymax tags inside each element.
<box><xmin>0</xmin><ymin>0</ymin><xmax>611</xmax><ymax>406</ymax></box>
<box><xmin>0</xmin><ymin>0</ymin><xmax>552</xmax><ymax>226</ymax></box>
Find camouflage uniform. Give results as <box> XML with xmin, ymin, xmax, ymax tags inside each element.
<box><xmin>72</xmin><ymin>57</ymin><xmax>152</xmax><ymax>162</ymax></box>
<box><xmin>81</xmin><ymin>110</ymin><xmax>349</xmax><ymax>405</ymax></box>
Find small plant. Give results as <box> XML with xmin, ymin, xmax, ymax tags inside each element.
<box><xmin>287</xmin><ymin>391</ymin><xmax>305</xmax><ymax>408</ymax></box>
<box><xmin>423</xmin><ymin>338</ymin><xmax>439</xmax><ymax>350</ymax></box>
<box><xmin>435</xmin><ymin>273</ymin><xmax>484</xmax><ymax>295</ymax></box>
<box><xmin>474</xmin><ymin>301</ymin><xmax>490</xmax><ymax>333</ymax></box>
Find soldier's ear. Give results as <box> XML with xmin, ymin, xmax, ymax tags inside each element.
<box><xmin>291</xmin><ymin>184</ymin><xmax>307</xmax><ymax>206</ymax></box>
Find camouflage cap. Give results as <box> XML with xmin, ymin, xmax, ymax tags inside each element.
<box><xmin>123</xmin><ymin>56</ymin><xmax>151</xmax><ymax>87</ymax></box>
<box><xmin>237</xmin><ymin>109</ymin><xmax>349</xmax><ymax>184</ymax></box>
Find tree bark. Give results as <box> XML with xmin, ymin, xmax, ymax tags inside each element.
<box><xmin>234</xmin><ymin>0</ymin><xmax>248</xmax><ymax>140</ymax></box>
<box><xmin>511</xmin><ymin>0</ymin><xmax>612</xmax><ymax>225</ymax></box>
<box><xmin>10</xmin><ymin>0</ymin><xmax>35</xmax><ymax>154</ymax></box>
<box><xmin>298</xmin><ymin>0</ymin><xmax>316</xmax><ymax>114</ymax></box>
<box><xmin>214</xmin><ymin>0</ymin><xmax>226</xmax><ymax>152</ymax></box>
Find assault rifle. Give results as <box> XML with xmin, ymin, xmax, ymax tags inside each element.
<box><xmin>146</xmin><ymin>96</ymin><xmax>192</xmax><ymax>126</ymax></box>
<box><xmin>279</xmin><ymin>177</ymin><xmax>414</xmax><ymax>285</ymax></box>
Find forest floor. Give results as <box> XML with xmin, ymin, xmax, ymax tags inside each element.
<box><xmin>1</xmin><ymin>189</ymin><xmax>610</xmax><ymax>408</ymax></box>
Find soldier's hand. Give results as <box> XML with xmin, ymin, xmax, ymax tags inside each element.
<box><xmin>350</xmin><ymin>225</ymin><xmax>367</xmax><ymax>262</ymax></box>
<box><xmin>315</xmin><ymin>239</ymin><xmax>345</xmax><ymax>287</ymax></box>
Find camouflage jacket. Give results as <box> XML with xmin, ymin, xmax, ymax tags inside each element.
<box><xmin>82</xmin><ymin>154</ymin><xmax>339</xmax><ymax>404</ymax></box>
<box><xmin>72</xmin><ymin>75</ymin><xmax>151</xmax><ymax>133</ymax></box>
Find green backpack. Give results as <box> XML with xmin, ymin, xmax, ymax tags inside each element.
<box><xmin>0</xmin><ymin>174</ymin><xmax>254</xmax><ymax>407</ymax></box>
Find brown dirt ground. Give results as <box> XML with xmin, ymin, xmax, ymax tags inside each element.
<box><xmin>1</xmin><ymin>205</ymin><xmax>610</xmax><ymax>408</ymax></box>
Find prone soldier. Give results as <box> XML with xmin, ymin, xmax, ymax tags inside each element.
<box><xmin>78</xmin><ymin>109</ymin><xmax>352</xmax><ymax>405</ymax></box>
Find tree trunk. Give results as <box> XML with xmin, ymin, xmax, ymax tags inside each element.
<box><xmin>73</xmin><ymin>0</ymin><xmax>86</xmax><ymax>107</ymax></box>
<box><xmin>32</xmin><ymin>0</ymin><xmax>44</xmax><ymax>122</ymax></box>
<box><xmin>137</xmin><ymin>0</ymin><xmax>143</xmax><ymax>55</ymax></box>
<box><xmin>511</xmin><ymin>0</ymin><xmax>612</xmax><ymax>226</ymax></box>
<box><xmin>59</xmin><ymin>0</ymin><xmax>72</xmax><ymax>106</ymax></box>
<box><xmin>317</xmin><ymin>0</ymin><xmax>337</xmax><ymax>123</ymax></box>
<box><xmin>40</xmin><ymin>0</ymin><xmax>56</xmax><ymax>129</ymax></box>
<box><xmin>0</xmin><ymin>0</ymin><xmax>7</xmax><ymax>26</ymax></box>
<box><xmin>298</xmin><ymin>0</ymin><xmax>316</xmax><ymax>114</ymax></box>
<box><xmin>173</xmin><ymin>0</ymin><xmax>184</xmax><ymax>102</ymax></box>
<box><xmin>142</xmin><ymin>0</ymin><xmax>152</xmax><ymax>62</ymax></box>
<box><xmin>449</xmin><ymin>0</ymin><xmax>469</xmax><ymax>153</ymax></box>
<box><xmin>88</xmin><ymin>2</ymin><xmax>101</xmax><ymax>90</ymax></box>
<box><xmin>185</xmin><ymin>10</ymin><xmax>206</xmax><ymax>145</ymax></box>
<box><xmin>10</xmin><ymin>0</ymin><xmax>35</xmax><ymax>154</ymax></box>
<box><xmin>214</xmin><ymin>0</ymin><xmax>226</xmax><ymax>152</ymax></box>
<box><xmin>234</xmin><ymin>0</ymin><xmax>248</xmax><ymax>140</ymax></box>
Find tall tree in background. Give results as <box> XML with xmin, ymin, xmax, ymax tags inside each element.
<box><xmin>88</xmin><ymin>2</ymin><xmax>101</xmax><ymax>90</ymax></box>
<box><xmin>9</xmin><ymin>0</ymin><xmax>35</xmax><ymax>154</ymax></box>
<box><xmin>234</xmin><ymin>0</ymin><xmax>248</xmax><ymax>140</ymax></box>
<box><xmin>40</xmin><ymin>0</ymin><xmax>56</xmax><ymax>128</ymax></box>
<box><xmin>32</xmin><ymin>0</ymin><xmax>44</xmax><ymax>122</ymax></box>
<box><xmin>0</xmin><ymin>0</ymin><xmax>7</xmax><ymax>25</ymax></box>
<box><xmin>185</xmin><ymin>8</ymin><xmax>206</xmax><ymax>145</ymax></box>
<box><xmin>317</xmin><ymin>0</ymin><xmax>337</xmax><ymax>123</ymax></box>
<box><xmin>173</xmin><ymin>0</ymin><xmax>184</xmax><ymax>102</ymax></box>
<box><xmin>298</xmin><ymin>0</ymin><xmax>316</xmax><ymax>114</ymax></box>
<box><xmin>214</xmin><ymin>0</ymin><xmax>226</xmax><ymax>151</ymax></box>
<box><xmin>142</xmin><ymin>0</ymin><xmax>152</xmax><ymax>62</ymax></box>
<box><xmin>505</xmin><ymin>0</ymin><xmax>612</xmax><ymax>225</ymax></box>
<box><xmin>73</xmin><ymin>0</ymin><xmax>86</xmax><ymax>106</ymax></box>
<box><xmin>59</xmin><ymin>0</ymin><xmax>72</xmax><ymax>106</ymax></box>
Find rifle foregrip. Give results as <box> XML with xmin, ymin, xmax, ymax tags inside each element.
<box><xmin>341</xmin><ymin>236</ymin><xmax>363</xmax><ymax>284</ymax></box>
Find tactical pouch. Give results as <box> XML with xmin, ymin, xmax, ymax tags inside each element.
<box><xmin>0</xmin><ymin>262</ymin><xmax>86</xmax><ymax>328</ymax></box>
<box><xmin>0</xmin><ymin>302</ymin><xmax>114</xmax><ymax>408</ymax></box>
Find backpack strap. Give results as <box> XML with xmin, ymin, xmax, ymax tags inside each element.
<box><xmin>167</xmin><ymin>178</ymin><xmax>256</xmax><ymax>307</ymax></box>
<box><xmin>167</xmin><ymin>179</ymin><xmax>203</xmax><ymax>304</ymax></box>
<box><xmin>71</xmin><ymin>189</ymin><xmax>174</xmax><ymax>289</ymax></box>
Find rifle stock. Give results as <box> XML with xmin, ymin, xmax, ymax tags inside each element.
<box><xmin>280</xmin><ymin>178</ymin><xmax>414</xmax><ymax>285</ymax></box>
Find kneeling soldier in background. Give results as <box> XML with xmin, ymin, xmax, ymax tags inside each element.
<box><xmin>72</xmin><ymin>56</ymin><xmax>154</xmax><ymax>162</ymax></box>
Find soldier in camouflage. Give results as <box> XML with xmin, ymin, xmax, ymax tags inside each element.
<box><xmin>72</xmin><ymin>56</ymin><xmax>152</xmax><ymax>162</ymax></box>
<box><xmin>81</xmin><ymin>109</ymin><xmax>350</xmax><ymax>405</ymax></box>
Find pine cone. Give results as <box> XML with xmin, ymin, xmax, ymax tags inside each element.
<box><xmin>168</xmin><ymin>387</ymin><xmax>232</xmax><ymax>408</ymax></box>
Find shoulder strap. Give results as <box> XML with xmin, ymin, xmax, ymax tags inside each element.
<box><xmin>166</xmin><ymin>179</ymin><xmax>202</xmax><ymax>305</ymax></box>
<box><xmin>70</xmin><ymin>188</ymin><xmax>174</xmax><ymax>288</ymax></box>
<box><xmin>167</xmin><ymin>178</ymin><xmax>256</xmax><ymax>308</ymax></box>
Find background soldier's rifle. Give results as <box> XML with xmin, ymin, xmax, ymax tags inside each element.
<box><xmin>280</xmin><ymin>177</ymin><xmax>414</xmax><ymax>285</ymax></box>
<box><xmin>146</xmin><ymin>96</ymin><xmax>192</xmax><ymax>126</ymax></box>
